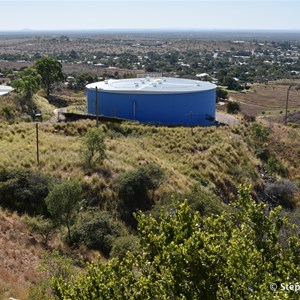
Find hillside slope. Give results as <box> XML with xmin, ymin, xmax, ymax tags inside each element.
<box><xmin>0</xmin><ymin>210</ymin><xmax>43</xmax><ymax>300</ymax></box>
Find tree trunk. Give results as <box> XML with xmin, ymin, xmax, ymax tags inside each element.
<box><xmin>66</xmin><ymin>223</ymin><xmax>72</xmax><ymax>245</ymax></box>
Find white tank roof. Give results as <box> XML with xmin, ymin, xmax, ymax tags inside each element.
<box><xmin>0</xmin><ymin>85</ymin><xmax>13</xmax><ymax>96</ymax></box>
<box><xmin>86</xmin><ymin>77</ymin><xmax>216</xmax><ymax>94</ymax></box>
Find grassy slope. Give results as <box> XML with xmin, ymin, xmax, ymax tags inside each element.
<box><xmin>1</xmin><ymin>90</ymin><xmax>299</xmax><ymax>299</ymax></box>
<box><xmin>0</xmin><ymin>210</ymin><xmax>43</xmax><ymax>300</ymax></box>
<box><xmin>0</xmin><ymin>119</ymin><xmax>263</xmax><ymax>201</ymax></box>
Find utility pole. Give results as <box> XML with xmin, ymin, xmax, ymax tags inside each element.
<box><xmin>189</xmin><ymin>111</ymin><xmax>194</xmax><ymax>136</ymax></box>
<box><xmin>36</xmin><ymin>122</ymin><xmax>40</xmax><ymax>166</ymax></box>
<box><xmin>95</xmin><ymin>86</ymin><xmax>99</xmax><ymax>127</ymax></box>
<box><xmin>285</xmin><ymin>84</ymin><xmax>293</xmax><ymax>126</ymax></box>
<box><xmin>30</xmin><ymin>86</ymin><xmax>34</xmax><ymax>119</ymax></box>
<box><xmin>184</xmin><ymin>111</ymin><xmax>197</xmax><ymax>136</ymax></box>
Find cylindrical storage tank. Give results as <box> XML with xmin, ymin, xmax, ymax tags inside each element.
<box><xmin>86</xmin><ymin>78</ymin><xmax>216</xmax><ymax>126</ymax></box>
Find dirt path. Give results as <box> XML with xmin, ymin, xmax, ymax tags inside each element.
<box><xmin>50</xmin><ymin>107</ymin><xmax>68</xmax><ymax>122</ymax></box>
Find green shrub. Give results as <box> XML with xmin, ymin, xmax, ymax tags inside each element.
<box><xmin>52</xmin><ymin>186</ymin><xmax>300</xmax><ymax>299</ymax></box>
<box><xmin>265</xmin><ymin>179</ymin><xmax>298</xmax><ymax>209</ymax></box>
<box><xmin>226</xmin><ymin>101</ymin><xmax>240</xmax><ymax>114</ymax></box>
<box><xmin>72</xmin><ymin>210</ymin><xmax>122</xmax><ymax>256</ymax></box>
<box><xmin>27</xmin><ymin>216</ymin><xmax>55</xmax><ymax>246</ymax></box>
<box><xmin>80</xmin><ymin>127</ymin><xmax>106</xmax><ymax>168</ymax></box>
<box><xmin>115</xmin><ymin>163</ymin><xmax>164</xmax><ymax>227</ymax></box>
<box><xmin>110</xmin><ymin>235</ymin><xmax>140</xmax><ymax>259</ymax></box>
<box><xmin>250</xmin><ymin>122</ymin><xmax>270</xmax><ymax>144</ymax></box>
<box><xmin>187</xmin><ymin>185</ymin><xmax>224</xmax><ymax>216</ymax></box>
<box><xmin>116</xmin><ymin>163</ymin><xmax>164</xmax><ymax>206</ymax></box>
<box><xmin>266</xmin><ymin>156</ymin><xmax>287</xmax><ymax>176</ymax></box>
<box><xmin>0</xmin><ymin>168</ymin><xmax>51</xmax><ymax>215</ymax></box>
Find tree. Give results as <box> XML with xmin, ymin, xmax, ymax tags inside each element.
<box><xmin>27</xmin><ymin>216</ymin><xmax>55</xmax><ymax>247</ymax></box>
<box><xmin>115</xmin><ymin>163</ymin><xmax>164</xmax><ymax>227</ymax></box>
<box><xmin>71</xmin><ymin>211</ymin><xmax>122</xmax><ymax>256</ymax></box>
<box><xmin>45</xmin><ymin>180</ymin><xmax>82</xmax><ymax>245</ymax></box>
<box><xmin>34</xmin><ymin>56</ymin><xmax>64</xmax><ymax>98</ymax></box>
<box><xmin>52</xmin><ymin>186</ymin><xmax>300</xmax><ymax>299</ymax></box>
<box><xmin>222</xmin><ymin>76</ymin><xmax>243</xmax><ymax>91</ymax></box>
<box><xmin>226</xmin><ymin>101</ymin><xmax>240</xmax><ymax>113</ymax></box>
<box><xmin>0</xmin><ymin>168</ymin><xmax>50</xmax><ymax>215</ymax></box>
<box><xmin>116</xmin><ymin>163</ymin><xmax>164</xmax><ymax>205</ymax></box>
<box><xmin>11</xmin><ymin>67</ymin><xmax>41</xmax><ymax>97</ymax></box>
<box><xmin>80</xmin><ymin>127</ymin><xmax>106</xmax><ymax>168</ymax></box>
<box><xmin>216</xmin><ymin>87</ymin><xmax>228</xmax><ymax>102</ymax></box>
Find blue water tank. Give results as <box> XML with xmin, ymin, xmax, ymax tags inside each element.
<box><xmin>86</xmin><ymin>77</ymin><xmax>216</xmax><ymax>126</ymax></box>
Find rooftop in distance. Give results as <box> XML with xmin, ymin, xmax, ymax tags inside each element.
<box><xmin>86</xmin><ymin>77</ymin><xmax>216</xmax><ymax>94</ymax></box>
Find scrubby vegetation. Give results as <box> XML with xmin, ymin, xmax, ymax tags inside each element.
<box><xmin>0</xmin><ymin>50</ymin><xmax>299</xmax><ymax>298</ymax></box>
<box><xmin>52</xmin><ymin>187</ymin><xmax>300</xmax><ymax>300</ymax></box>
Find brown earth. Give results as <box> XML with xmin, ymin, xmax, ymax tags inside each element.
<box><xmin>0</xmin><ymin>211</ymin><xmax>44</xmax><ymax>300</ymax></box>
<box><xmin>230</xmin><ymin>82</ymin><xmax>300</xmax><ymax>116</ymax></box>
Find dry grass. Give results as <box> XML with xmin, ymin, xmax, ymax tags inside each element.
<box><xmin>2</xmin><ymin>112</ymin><xmax>297</xmax><ymax>202</ymax></box>
<box><xmin>0</xmin><ymin>119</ymin><xmax>262</xmax><ymax>201</ymax></box>
<box><xmin>0</xmin><ymin>209</ymin><xmax>44</xmax><ymax>300</ymax></box>
<box><xmin>231</xmin><ymin>83</ymin><xmax>300</xmax><ymax>116</ymax></box>
<box><xmin>261</xmin><ymin>120</ymin><xmax>300</xmax><ymax>181</ymax></box>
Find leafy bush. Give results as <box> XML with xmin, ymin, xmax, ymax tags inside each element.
<box><xmin>52</xmin><ymin>186</ymin><xmax>300</xmax><ymax>299</ymax></box>
<box><xmin>266</xmin><ymin>156</ymin><xmax>287</xmax><ymax>176</ymax></box>
<box><xmin>110</xmin><ymin>235</ymin><xmax>139</xmax><ymax>259</ymax></box>
<box><xmin>250</xmin><ymin>122</ymin><xmax>270</xmax><ymax>144</ymax></box>
<box><xmin>265</xmin><ymin>179</ymin><xmax>298</xmax><ymax>209</ymax></box>
<box><xmin>116</xmin><ymin>163</ymin><xmax>164</xmax><ymax>207</ymax></box>
<box><xmin>80</xmin><ymin>127</ymin><xmax>106</xmax><ymax>168</ymax></box>
<box><xmin>27</xmin><ymin>216</ymin><xmax>55</xmax><ymax>246</ymax></box>
<box><xmin>226</xmin><ymin>101</ymin><xmax>240</xmax><ymax>114</ymax></box>
<box><xmin>0</xmin><ymin>168</ymin><xmax>51</xmax><ymax>215</ymax></box>
<box><xmin>72</xmin><ymin>210</ymin><xmax>122</xmax><ymax>256</ymax></box>
<box><xmin>186</xmin><ymin>185</ymin><xmax>224</xmax><ymax>216</ymax></box>
<box><xmin>115</xmin><ymin>163</ymin><xmax>164</xmax><ymax>226</ymax></box>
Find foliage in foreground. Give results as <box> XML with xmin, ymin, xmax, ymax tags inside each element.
<box><xmin>52</xmin><ymin>186</ymin><xmax>300</xmax><ymax>299</ymax></box>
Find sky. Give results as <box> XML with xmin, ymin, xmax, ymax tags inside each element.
<box><xmin>1</xmin><ymin>0</ymin><xmax>300</xmax><ymax>31</ymax></box>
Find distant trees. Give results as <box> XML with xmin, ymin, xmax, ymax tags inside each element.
<box><xmin>34</xmin><ymin>56</ymin><xmax>64</xmax><ymax>98</ymax></box>
<box><xmin>11</xmin><ymin>67</ymin><xmax>41</xmax><ymax>97</ymax></box>
<box><xmin>216</xmin><ymin>87</ymin><xmax>228</xmax><ymax>102</ymax></box>
<box><xmin>222</xmin><ymin>76</ymin><xmax>243</xmax><ymax>91</ymax></box>
<box><xmin>10</xmin><ymin>57</ymin><xmax>64</xmax><ymax>99</ymax></box>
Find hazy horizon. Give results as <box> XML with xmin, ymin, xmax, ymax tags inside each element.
<box><xmin>1</xmin><ymin>1</ymin><xmax>300</xmax><ymax>32</ymax></box>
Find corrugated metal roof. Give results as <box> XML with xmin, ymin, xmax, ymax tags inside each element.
<box><xmin>86</xmin><ymin>77</ymin><xmax>216</xmax><ymax>94</ymax></box>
